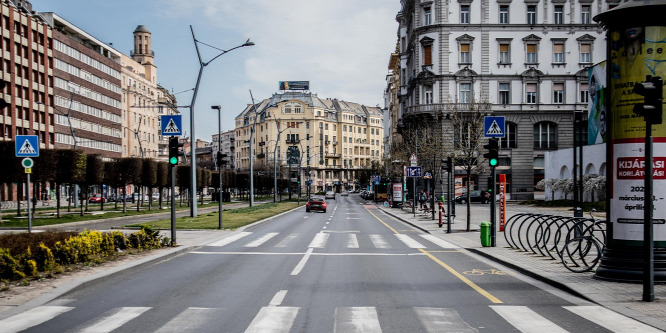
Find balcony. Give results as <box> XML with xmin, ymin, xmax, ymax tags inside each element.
<box><xmin>257</xmin><ymin>153</ymin><xmax>266</xmax><ymax>158</ymax></box>
<box><xmin>286</xmin><ymin>139</ymin><xmax>300</xmax><ymax>144</ymax></box>
<box><xmin>405</xmin><ymin>103</ymin><xmax>445</xmax><ymax>116</ymax></box>
<box><xmin>332</xmin><ymin>140</ymin><xmax>338</xmax><ymax>145</ymax></box>
<box><xmin>259</xmin><ymin>141</ymin><xmax>266</xmax><ymax>146</ymax></box>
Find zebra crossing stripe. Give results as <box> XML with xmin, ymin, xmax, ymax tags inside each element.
<box><xmin>0</xmin><ymin>306</ymin><xmax>73</xmax><ymax>333</ymax></box>
<box><xmin>369</xmin><ymin>234</ymin><xmax>390</xmax><ymax>249</ymax></box>
<box><xmin>208</xmin><ymin>232</ymin><xmax>252</xmax><ymax>247</ymax></box>
<box><xmin>245</xmin><ymin>307</ymin><xmax>299</xmax><ymax>333</ymax></box>
<box><xmin>420</xmin><ymin>235</ymin><xmax>461</xmax><ymax>249</ymax></box>
<box><xmin>276</xmin><ymin>233</ymin><xmax>299</xmax><ymax>248</ymax></box>
<box><xmin>155</xmin><ymin>307</ymin><xmax>222</xmax><ymax>333</ymax></box>
<box><xmin>347</xmin><ymin>234</ymin><xmax>360</xmax><ymax>248</ymax></box>
<box><xmin>414</xmin><ymin>307</ymin><xmax>477</xmax><ymax>333</ymax></box>
<box><xmin>244</xmin><ymin>232</ymin><xmax>279</xmax><ymax>247</ymax></box>
<box><xmin>395</xmin><ymin>234</ymin><xmax>426</xmax><ymax>248</ymax></box>
<box><xmin>563</xmin><ymin>305</ymin><xmax>663</xmax><ymax>333</ymax></box>
<box><xmin>334</xmin><ymin>307</ymin><xmax>382</xmax><ymax>333</ymax></box>
<box><xmin>308</xmin><ymin>232</ymin><xmax>329</xmax><ymax>248</ymax></box>
<box><xmin>490</xmin><ymin>306</ymin><xmax>567</xmax><ymax>333</ymax></box>
<box><xmin>78</xmin><ymin>307</ymin><xmax>151</xmax><ymax>333</ymax></box>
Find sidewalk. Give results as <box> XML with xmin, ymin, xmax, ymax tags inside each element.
<box><xmin>378</xmin><ymin>204</ymin><xmax>666</xmax><ymax>331</ymax></box>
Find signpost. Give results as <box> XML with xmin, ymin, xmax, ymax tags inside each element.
<box><xmin>16</xmin><ymin>136</ymin><xmax>38</xmax><ymax>233</ymax></box>
<box><xmin>161</xmin><ymin>115</ymin><xmax>182</xmax><ymax>246</ymax></box>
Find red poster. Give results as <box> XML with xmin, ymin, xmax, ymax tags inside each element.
<box><xmin>499</xmin><ymin>174</ymin><xmax>506</xmax><ymax>231</ymax></box>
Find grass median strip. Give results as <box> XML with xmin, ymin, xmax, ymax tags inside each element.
<box><xmin>126</xmin><ymin>202</ymin><xmax>302</xmax><ymax>230</ymax></box>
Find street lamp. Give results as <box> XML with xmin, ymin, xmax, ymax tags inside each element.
<box><xmin>212</xmin><ymin>105</ymin><xmax>223</xmax><ymax>229</ymax></box>
<box><xmin>188</xmin><ymin>26</ymin><xmax>254</xmax><ymax>217</ymax></box>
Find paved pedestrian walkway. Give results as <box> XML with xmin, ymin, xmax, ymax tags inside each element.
<box><xmin>377</xmin><ymin>203</ymin><xmax>666</xmax><ymax>331</ymax></box>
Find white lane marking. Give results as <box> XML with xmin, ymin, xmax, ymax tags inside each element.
<box><xmin>244</xmin><ymin>233</ymin><xmax>279</xmax><ymax>248</ymax></box>
<box><xmin>396</xmin><ymin>234</ymin><xmax>426</xmax><ymax>248</ymax></box>
<box><xmin>347</xmin><ymin>234</ymin><xmax>360</xmax><ymax>248</ymax></box>
<box><xmin>563</xmin><ymin>305</ymin><xmax>663</xmax><ymax>332</ymax></box>
<box><xmin>326</xmin><ymin>222</ymin><xmax>330</xmax><ymax>225</ymax></box>
<box><xmin>334</xmin><ymin>307</ymin><xmax>382</xmax><ymax>333</ymax></box>
<box><xmin>291</xmin><ymin>248</ymin><xmax>314</xmax><ymax>276</ymax></box>
<box><xmin>490</xmin><ymin>306</ymin><xmax>568</xmax><ymax>333</ymax></box>
<box><xmin>192</xmin><ymin>251</ymin><xmax>424</xmax><ymax>256</ymax></box>
<box><xmin>245</xmin><ymin>307</ymin><xmax>299</xmax><ymax>333</ymax></box>
<box><xmin>369</xmin><ymin>234</ymin><xmax>391</xmax><ymax>249</ymax></box>
<box><xmin>78</xmin><ymin>307</ymin><xmax>151</xmax><ymax>333</ymax></box>
<box><xmin>269</xmin><ymin>290</ymin><xmax>288</xmax><ymax>307</ymax></box>
<box><xmin>323</xmin><ymin>226</ymin><xmax>327</xmax><ymax>230</ymax></box>
<box><xmin>0</xmin><ymin>306</ymin><xmax>74</xmax><ymax>333</ymax></box>
<box><xmin>208</xmin><ymin>232</ymin><xmax>252</xmax><ymax>247</ymax></box>
<box><xmin>414</xmin><ymin>307</ymin><xmax>478</xmax><ymax>333</ymax></box>
<box><xmin>155</xmin><ymin>307</ymin><xmax>221</xmax><ymax>333</ymax></box>
<box><xmin>308</xmin><ymin>233</ymin><xmax>329</xmax><ymax>248</ymax></box>
<box><xmin>420</xmin><ymin>234</ymin><xmax>461</xmax><ymax>249</ymax></box>
<box><xmin>275</xmin><ymin>233</ymin><xmax>299</xmax><ymax>248</ymax></box>
<box><xmin>347</xmin><ymin>218</ymin><xmax>361</xmax><ymax>220</ymax></box>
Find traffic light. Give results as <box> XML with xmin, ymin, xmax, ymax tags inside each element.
<box><xmin>483</xmin><ymin>138</ymin><xmax>499</xmax><ymax>167</ymax></box>
<box><xmin>441</xmin><ymin>157</ymin><xmax>452</xmax><ymax>172</ymax></box>
<box><xmin>633</xmin><ymin>75</ymin><xmax>663</xmax><ymax>125</ymax></box>
<box><xmin>487</xmin><ymin>176</ymin><xmax>493</xmax><ymax>194</ymax></box>
<box><xmin>0</xmin><ymin>80</ymin><xmax>8</xmax><ymax>110</ymax></box>
<box><xmin>216</xmin><ymin>151</ymin><xmax>224</xmax><ymax>166</ymax></box>
<box><xmin>168</xmin><ymin>137</ymin><xmax>184</xmax><ymax>165</ymax></box>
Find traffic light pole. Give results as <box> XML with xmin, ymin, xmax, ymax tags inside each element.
<box><xmin>490</xmin><ymin>166</ymin><xmax>497</xmax><ymax>247</ymax></box>
<box><xmin>170</xmin><ymin>163</ymin><xmax>176</xmax><ymax>246</ymax></box>
<box><xmin>644</xmin><ymin>121</ymin><xmax>654</xmax><ymax>302</ymax></box>
<box><xmin>27</xmin><ymin>173</ymin><xmax>32</xmax><ymax>233</ymax></box>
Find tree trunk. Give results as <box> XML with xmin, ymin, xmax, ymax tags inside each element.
<box><xmin>100</xmin><ymin>185</ymin><xmax>105</xmax><ymax>211</ymax></box>
<box><xmin>17</xmin><ymin>182</ymin><xmax>22</xmax><ymax>217</ymax></box>
<box><xmin>148</xmin><ymin>187</ymin><xmax>153</xmax><ymax>211</ymax></box>
<box><xmin>158</xmin><ymin>186</ymin><xmax>163</xmax><ymax>210</ymax></box>
<box><xmin>84</xmin><ymin>185</ymin><xmax>89</xmax><ymax>212</ymax></box>
<box><xmin>114</xmin><ymin>188</ymin><xmax>119</xmax><ymax>210</ymax></box>
<box><xmin>122</xmin><ymin>186</ymin><xmax>127</xmax><ymax>213</ymax></box>
<box><xmin>56</xmin><ymin>183</ymin><xmax>61</xmax><ymax>219</ymax></box>
<box><xmin>466</xmin><ymin>170</ymin><xmax>472</xmax><ymax>232</ymax></box>
<box><xmin>67</xmin><ymin>185</ymin><xmax>72</xmax><ymax>212</ymax></box>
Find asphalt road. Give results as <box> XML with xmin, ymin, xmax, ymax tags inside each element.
<box><xmin>2</xmin><ymin>195</ymin><xmax>629</xmax><ymax>332</ymax></box>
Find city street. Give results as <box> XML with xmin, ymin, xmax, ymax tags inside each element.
<box><xmin>0</xmin><ymin>195</ymin><xmax>645</xmax><ymax>332</ymax></box>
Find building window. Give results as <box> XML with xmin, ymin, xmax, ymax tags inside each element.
<box><xmin>461</xmin><ymin>5</ymin><xmax>470</xmax><ymax>24</ymax></box>
<box><xmin>499</xmin><ymin>5</ymin><xmax>509</xmax><ymax>24</ymax></box>
<box><xmin>423</xmin><ymin>44</ymin><xmax>432</xmax><ymax>66</ymax></box>
<box><xmin>553</xmin><ymin>43</ymin><xmax>565</xmax><ymax>63</ymax></box>
<box><xmin>534</xmin><ymin>122</ymin><xmax>558</xmax><ymax>149</ymax></box>
<box><xmin>581</xmin><ymin>5</ymin><xmax>591</xmax><ymax>24</ymax></box>
<box><xmin>460</xmin><ymin>43</ymin><xmax>471</xmax><ymax>63</ymax></box>
<box><xmin>580</xmin><ymin>83</ymin><xmax>589</xmax><ymax>104</ymax></box>
<box><xmin>580</xmin><ymin>43</ymin><xmax>591</xmax><ymax>63</ymax></box>
<box><xmin>526</xmin><ymin>83</ymin><xmax>537</xmax><ymax>104</ymax></box>
<box><xmin>499</xmin><ymin>83</ymin><xmax>510</xmax><ymax>105</ymax></box>
<box><xmin>553</xmin><ymin>83</ymin><xmax>564</xmax><ymax>104</ymax></box>
<box><xmin>499</xmin><ymin>43</ymin><xmax>510</xmax><ymax>64</ymax></box>
<box><xmin>554</xmin><ymin>5</ymin><xmax>564</xmax><ymax>24</ymax></box>
<box><xmin>460</xmin><ymin>83</ymin><xmax>471</xmax><ymax>103</ymax></box>
<box><xmin>527</xmin><ymin>5</ymin><xmax>537</xmax><ymax>24</ymax></box>
<box><xmin>424</xmin><ymin>6</ymin><xmax>432</xmax><ymax>25</ymax></box>
<box><xmin>500</xmin><ymin>122</ymin><xmax>517</xmax><ymax>149</ymax></box>
<box><xmin>526</xmin><ymin>44</ymin><xmax>538</xmax><ymax>63</ymax></box>
<box><xmin>424</xmin><ymin>85</ymin><xmax>434</xmax><ymax>104</ymax></box>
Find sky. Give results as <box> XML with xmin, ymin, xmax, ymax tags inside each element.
<box><xmin>35</xmin><ymin>0</ymin><xmax>401</xmax><ymax>141</ymax></box>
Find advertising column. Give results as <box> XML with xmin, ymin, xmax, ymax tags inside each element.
<box><xmin>595</xmin><ymin>1</ymin><xmax>666</xmax><ymax>282</ymax></box>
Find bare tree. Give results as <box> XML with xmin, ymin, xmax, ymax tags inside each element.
<box><xmin>443</xmin><ymin>99</ymin><xmax>492</xmax><ymax>231</ymax></box>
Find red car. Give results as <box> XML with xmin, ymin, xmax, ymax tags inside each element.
<box><xmin>306</xmin><ymin>196</ymin><xmax>327</xmax><ymax>213</ymax></box>
<box><xmin>88</xmin><ymin>194</ymin><xmax>107</xmax><ymax>203</ymax></box>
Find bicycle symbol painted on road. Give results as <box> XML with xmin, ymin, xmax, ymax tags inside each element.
<box><xmin>463</xmin><ymin>268</ymin><xmax>511</xmax><ymax>276</ymax></box>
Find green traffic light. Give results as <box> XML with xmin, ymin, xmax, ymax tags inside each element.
<box><xmin>169</xmin><ymin>157</ymin><xmax>178</xmax><ymax>165</ymax></box>
<box><xmin>489</xmin><ymin>158</ymin><xmax>498</xmax><ymax>167</ymax></box>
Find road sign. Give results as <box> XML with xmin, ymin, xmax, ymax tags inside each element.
<box><xmin>21</xmin><ymin>158</ymin><xmax>34</xmax><ymax>168</ymax></box>
<box><xmin>406</xmin><ymin>166</ymin><xmax>422</xmax><ymax>177</ymax></box>
<box><xmin>484</xmin><ymin>116</ymin><xmax>506</xmax><ymax>138</ymax></box>
<box><xmin>161</xmin><ymin>115</ymin><xmax>182</xmax><ymax>136</ymax></box>
<box><xmin>15</xmin><ymin>135</ymin><xmax>39</xmax><ymax>157</ymax></box>
<box><xmin>24</xmin><ymin>168</ymin><xmax>31</xmax><ymax>174</ymax></box>
<box><xmin>423</xmin><ymin>172</ymin><xmax>432</xmax><ymax>179</ymax></box>
<box><xmin>409</xmin><ymin>153</ymin><xmax>418</xmax><ymax>166</ymax></box>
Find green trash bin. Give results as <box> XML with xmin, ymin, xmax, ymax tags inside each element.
<box><xmin>480</xmin><ymin>221</ymin><xmax>491</xmax><ymax>247</ymax></box>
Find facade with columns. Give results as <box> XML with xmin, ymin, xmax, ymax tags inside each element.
<box><xmin>394</xmin><ymin>0</ymin><xmax>616</xmax><ymax>199</ymax></box>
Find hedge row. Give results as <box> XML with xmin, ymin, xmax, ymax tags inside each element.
<box><xmin>0</xmin><ymin>227</ymin><xmax>168</xmax><ymax>289</ymax></box>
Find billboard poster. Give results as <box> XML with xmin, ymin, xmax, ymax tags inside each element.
<box><xmin>393</xmin><ymin>183</ymin><xmax>403</xmax><ymax>205</ymax></box>
<box><xmin>609</xmin><ymin>26</ymin><xmax>666</xmax><ymax>241</ymax></box>
<box><xmin>588</xmin><ymin>62</ymin><xmax>607</xmax><ymax>145</ymax></box>
<box><xmin>499</xmin><ymin>174</ymin><xmax>507</xmax><ymax>232</ymax></box>
<box><xmin>279</xmin><ymin>81</ymin><xmax>310</xmax><ymax>91</ymax></box>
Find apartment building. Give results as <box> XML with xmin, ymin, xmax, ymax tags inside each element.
<box><xmin>394</xmin><ymin>0</ymin><xmax>614</xmax><ymax>199</ymax></box>
<box><xmin>212</xmin><ymin>129</ymin><xmax>235</xmax><ymax>170</ymax></box>
<box><xmin>156</xmin><ymin>84</ymin><xmax>178</xmax><ymax>161</ymax></box>
<box><xmin>234</xmin><ymin>91</ymin><xmax>384</xmax><ymax>192</ymax></box>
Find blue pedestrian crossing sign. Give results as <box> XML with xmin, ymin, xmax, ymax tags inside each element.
<box><xmin>484</xmin><ymin>116</ymin><xmax>505</xmax><ymax>138</ymax></box>
<box><xmin>160</xmin><ymin>115</ymin><xmax>182</xmax><ymax>136</ymax></box>
<box><xmin>15</xmin><ymin>135</ymin><xmax>39</xmax><ymax>157</ymax></box>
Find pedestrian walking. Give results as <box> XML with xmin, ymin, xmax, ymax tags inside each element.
<box><xmin>418</xmin><ymin>190</ymin><xmax>427</xmax><ymax>209</ymax></box>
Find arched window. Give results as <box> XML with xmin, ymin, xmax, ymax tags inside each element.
<box><xmin>500</xmin><ymin>122</ymin><xmax>517</xmax><ymax>149</ymax></box>
<box><xmin>533</xmin><ymin>122</ymin><xmax>557</xmax><ymax>149</ymax></box>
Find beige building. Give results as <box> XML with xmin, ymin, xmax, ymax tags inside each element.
<box><xmin>120</xmin><ymin>25</ymin><xmax>160</xmax><ymax>158</ymax></box>
<box><xmin>234</xmin><ymin>91</ymin><xmax>384</xmax><ymax>192</ymax></box>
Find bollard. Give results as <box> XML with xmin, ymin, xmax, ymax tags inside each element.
<box><xmin>438</xmin><ymin>201</ymin><xmax>443</xmax><ymax>228</ymax></box>
<box><xmin>480</xmin><ymin>221</ymin><xmax>491</xmax><ymax>247</ymax></box>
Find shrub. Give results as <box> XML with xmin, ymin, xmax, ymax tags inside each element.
<box><xmin>0</xmin><ymin>248</ymin><xmax>24</xmax><ymax>280</ymax></box>
<box><xmin>34</xmin><ymin>243</ymin><xmax>56</xmax><ymax>273</ymax></box>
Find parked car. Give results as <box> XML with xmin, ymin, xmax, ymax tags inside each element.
<box><xmin>341</xmin><ymin>190</ymin><xmax>349</xmax><ymax>197</ymax></box>
<box><xmin>361</xmin><ymin>191</ymin><xmax>375</xmax><ymax>200</ymax></box>
<box><xmin>88</xmin><ymin>194</ymin><xmax>106</xmax><ymax>203</ymax></box>
<box><xmin>132</xmin><ymin>193</ymin><xmax>150</xmax><ymax>203</ymax></box>
<box><xmin>455</xmin><ymin>190</ymin><xmax>490</xmax><ymax>204</ymax></box>
<box><xmin>306</xmin><ymin>196</ymin><xmax>327</xmax><ymax>213</ymax></box>
<box><xmin>325</xmin><ymin>191</ymin><xmax>336</xmax><ymax>200</ymax></box>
